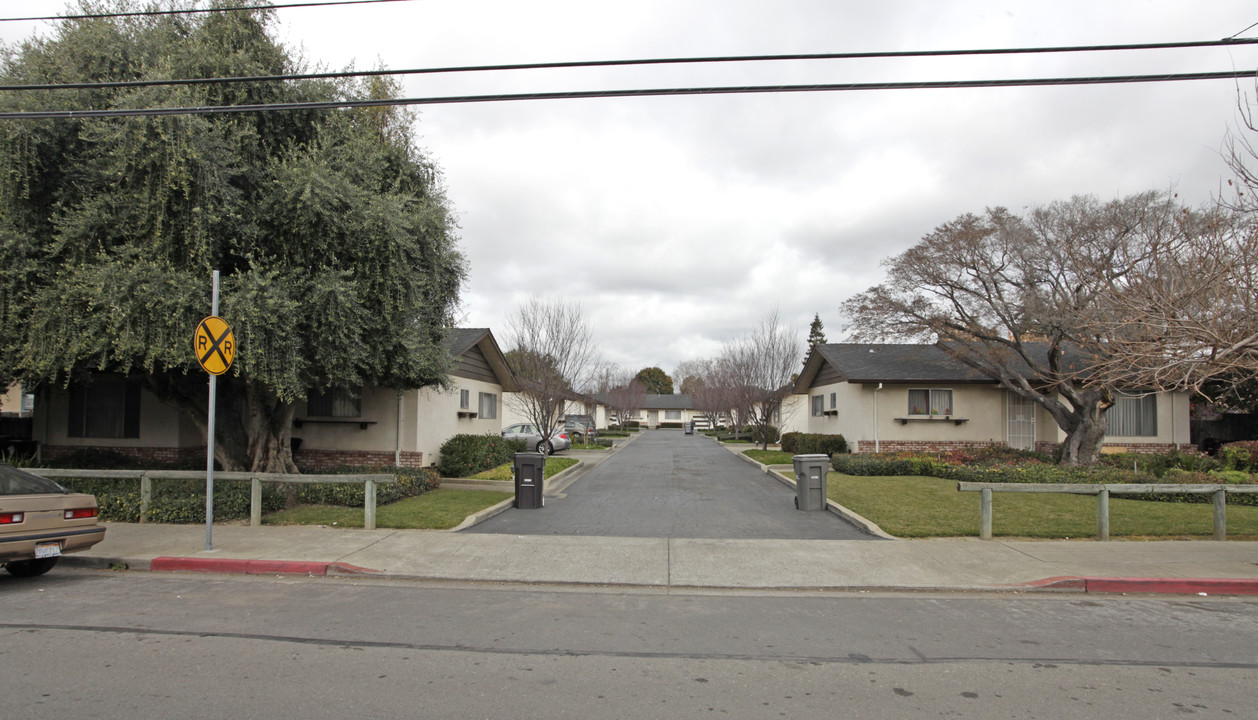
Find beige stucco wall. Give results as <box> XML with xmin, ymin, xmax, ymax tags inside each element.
<box><xmin>36</xmin><ymin>385</ymin><xmax>202</xmax><ymax>449</ymax></box>
<box><xmin>415</xmin><ymin>378</ymin><xmax>506</xmax><ymax>465</ymax></box>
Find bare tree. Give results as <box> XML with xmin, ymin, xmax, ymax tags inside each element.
<box><xmin>841</xmin><ymin>192</ymin><xmax>1219</xmax><ymax>466</ymax></box>
<box><xmin>718</xmin><ymin>309</ymin><xmax>801</xmax><ymax>450</ymax></box>
<box><xmin>505</xmin><ymin>295</ymin><xmax>599</xmax><ymax>449</ymax></box>
<box><xmin>605</xmin><ymin>377</ymin><xmax>647</xmax><ymax>429</ymax></box>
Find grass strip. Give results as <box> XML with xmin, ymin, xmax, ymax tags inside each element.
<box><xmin>828</xmin><ymin>473</ymin><xmax>1258</xmax><ymax>539</ymax></box>
<box><xmin>263</xmin><ymin>488</ymin><xmax>510</xmax><ymax>530</ymax></box>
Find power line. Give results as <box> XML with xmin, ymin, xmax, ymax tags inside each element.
<box><xmin>2</xmin><ymin>69</ymin><xmax>1252</xmax><ymax>120</ymax></box>
<box><xmin>0</xmin><ymin>0</ymin><xmax>414</xmax><ymax>23</ymax></box>
<box><xmin>3</xmin><ymin>37</ymin><xmax>1257</xmax><ymax>93</ymax></box>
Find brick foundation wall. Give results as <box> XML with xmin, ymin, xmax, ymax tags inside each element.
<box><xmin>295</xmin><ymin>449</ymin><xmax>424</xmax><ymax>472</ymax></box>
<box><xmin>855</xmin><ymin>440</ymin><xmax>1006</xmax><ymax>454</ymax></box>
<box><xmin>41</xmin><ymin>445</ymin><xmax>424</xmax><ymax>471</ymax></box>
<box><xmin>42</xmin><ymin>445</ymin><xmax>203</xmax><ymax>465</ymax></box>
<box><xmin>857</xmin><ymin>440</ymin><xmax>1194</xmax><ymax>455</ymax></box>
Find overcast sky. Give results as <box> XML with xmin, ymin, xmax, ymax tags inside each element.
<box><xmin>9</xmin><ymin>1</ymin><xmax>1258</xmax><ymax>383</ymax></box>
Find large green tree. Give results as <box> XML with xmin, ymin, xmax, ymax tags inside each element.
<box><xmin>635</xmin><ymin>367</ymin><xmax>673</xmax><ymax>395</ymax></box>
<box><xmin>0</xmin><ymin>1</ymin><xmax>465</xmax><ymax>471</ymax></box>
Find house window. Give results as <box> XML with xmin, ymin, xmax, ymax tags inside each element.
<box><xmin>1107</xmin><ymin>393</ymin><xmax>1157</xmax><ymax>437</ymax></box>
<box><xmin>308</xmin><ymin>385</ymin><xmax>361</xmax><ymax>418</ymax></box>
<box><xmin>459</xmin><ymin>389</ymin><xmax>470</xmax><ymax>410</ymax></box>
<box><xmin>68</xmin><ymin>375</ymin><xmax>141</xmax><ymax>439</ymax></box>
<box><xmin>830</xmin><ymin>393</ymin><xmax>836</xmax><ymax>410</ymax></box>
<box><xmin>665</xmin><ymin>410</ymin><xmax>682</xmax><ymax>420</ymax></box>
<box><xmin>908</xmin><ymin>389</ymin><xmax>952</xmax><ymax>416</ymax></box>
<box><xmin>479</xmin><ymin>392</ymin><xmax>498</xmax><ymax>420</ymax></box>
<box><xmin>811</xmin><ymin>395</ymin><xmax>824</xmax><ymax>417</ymax></box>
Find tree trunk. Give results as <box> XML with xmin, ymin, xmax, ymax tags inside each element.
<box><xmin>145</xmin><ymin>371</ymin><xmax>296</xmax><ymax>474</ymax></box>
<box><xmin>1057</xmin><ymin>410</ymin><xmax>1109</xmax><ymax>466</ymax></box>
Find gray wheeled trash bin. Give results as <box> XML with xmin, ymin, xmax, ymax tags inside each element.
<box><xmin>792</xmin><ymin>454</ymin><xmax>829</xmax><ymax>511</ymax></box>
<box><xmin>685</xmin><ymin>421</ymin><xmax>694</xmax><ymax>435</ymax></box>
<box><xmin>513</xmin><ymin>452</ymin><xmax>546</xmax><ymax>509</ymax></box>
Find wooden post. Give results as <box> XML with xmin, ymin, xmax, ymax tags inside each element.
<box><xmin>364</xmin><ymin>479</ymin><xmax>377</xmax><ymax>530</ymax></box>
<box><xmin>1213</xmin><ymin>489</ymin><xmax>1227</xmax><ymax>541</ymax></box>
<box><xmin>140</xmin><ymin>474</ymin><xmax>152</xmax><ymax>524</ymax></box>
<box><xmin>250</xmin><ymin>477</ymin><xmax>262</xmax><ymax>527</ymax></box>
<box><xmin>1097</xmin><ymin>487</ymin><xmax>1110</xmax><ymax>541</ymax></box>
<box><xmin>980</xmin><ymin>487</ymin><xmax>992</xmax><ymax>540</ymax></box>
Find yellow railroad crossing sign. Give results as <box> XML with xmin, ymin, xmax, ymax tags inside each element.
<box><xmin>194</xmin><ymin>316</ymin><xmax>235</xmax><ymax>375</ymax></box>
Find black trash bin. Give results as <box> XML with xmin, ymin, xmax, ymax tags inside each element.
<box><xmin>513</xmin><ymin>452</ymin><xmax>546</xmax><ymax>509</ymax></box>
<box><xmin>792</xmin><ymin>454</ymin><xmax>829</xmax><ymax>511</ymax></box>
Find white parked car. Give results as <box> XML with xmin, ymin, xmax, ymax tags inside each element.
<box><xmin>501</xmin><ymin>424</ymin><xmax>572</xmax><ymax>455</ymax></box>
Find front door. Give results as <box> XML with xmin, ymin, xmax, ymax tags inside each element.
<box><xmin>1007</xmin><ymin>393</ymin><xmax>1036</xmax><ymax>451</ymax></box>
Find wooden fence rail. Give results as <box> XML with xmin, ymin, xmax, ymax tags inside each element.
<box><xmin>956</xmin><ymin>482</ymin><xmax>1258</xmax><ymax>541</ymax></box>
<box><xmin>28</xmin><ymin>469</ymin><xmax>396</xmax><ymax>530</ymax></box>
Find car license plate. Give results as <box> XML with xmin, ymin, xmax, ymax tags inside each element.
<box><xmin>34</xmin><ymin>542</ymin><xmax>62</xmax><ymax>559</ymax></box>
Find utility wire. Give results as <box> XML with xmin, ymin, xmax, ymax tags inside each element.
<box><xmin>0</xmin><ymin>0</ymin><xmax>413</xmax><ymax>23</ymax></box>
<box><xmin>2</xmin><ymin>69</ymin><xmax>1253</xmax><ymax>120</ymax></box>
<box><xmin>2</xmin><ymin>37</ymin><xmax>1257</xmax><ymax>93</ymax></box>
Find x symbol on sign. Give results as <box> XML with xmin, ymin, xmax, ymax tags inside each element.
<box><xmin>197</xmin><ymin>319</ymin><xmax>233</xmax><ymax>371</ymax></box>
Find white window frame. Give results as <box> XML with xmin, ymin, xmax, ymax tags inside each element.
<box><xmin>908</xmin><ymin>388</ymin><xmax>953</xmax><ymax>416</ymax></box>
<box><xmin>460</xmin><ymin>389</ymin><xmax>470</xmax><ymax>410</ymax></box>
<box><xmin>478</xmin><ymin>392</ymin><xmax>498</xmax><ymax>420</ymax></box>
<box><xmin>811</xmin><ymin>395</ymin><xmax>824</xmax><ymax>417</ymax></box>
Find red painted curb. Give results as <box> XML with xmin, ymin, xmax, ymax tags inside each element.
<box><xmin>1021</xmin><ymin>575</ymin><xmax>1258</xmax><ymax>595</ymax></box>
<box><xmin>151</xmin><ymin>557</ymin><xmax>332</xmax><ymax>576</ymax></box>
<box><xmin>1082</xmin><ymin>577</ymin><xmax>1258</xmax><ymax>595</ymax></box>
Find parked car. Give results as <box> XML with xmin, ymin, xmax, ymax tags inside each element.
<box><xmin>0</xmin><ymin>464</ymin><xmax>107</xmax><ymax>577</ymax></box>
<box><xmin>564</xmin><ymin>415</ymin><xmax>597</xmax><ymax>442</ymax></box>
<box><xmin>501</xmin><ymin>423</ymin><xmax>572</xmax><ymax>455</ymax></box>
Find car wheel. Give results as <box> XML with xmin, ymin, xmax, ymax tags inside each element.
<box><xmin>537</xmin><ymin>440</ymin><xmax>552</xmax><ymax>455</ymax></box>
<box><xmin>5</xmin><ymin>558</ymin><xmax>58</xmax><ymax>577</ymax></box>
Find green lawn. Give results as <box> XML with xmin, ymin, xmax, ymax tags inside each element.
<box><xmin>263</xmin><ymin>488</ymin><xmax>510</xmax><ymax>530</ymax></box>
<box><xmin>744</xmin><ymin>449</ymin><xmax>793</xmax><ymax>465</ymax></box>
<box><xmin>828</xmin><ymin>472</ymin><xmax>1258</xmax><ymax>539</ymax></box>
<box><xmin>469</xmin><ymin>456</ymin><xmax>578</xmax><ymax>481</ymax></box>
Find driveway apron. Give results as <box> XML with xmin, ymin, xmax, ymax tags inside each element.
<box><xmin>466</xmin><ymin>430</ymin><xmax>873</xmax><ymax>539</ymax></box>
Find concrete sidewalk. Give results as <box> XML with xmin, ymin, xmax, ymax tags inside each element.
<box><xmin>62</xmin><ymin>521</ymin><xmax>1258</xmax><ymax>595</ymax></box>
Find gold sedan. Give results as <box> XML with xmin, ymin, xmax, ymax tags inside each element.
<box><xmin>0</xmin><ymin>464</ymin><xmax>107</xmax><ymax>577</ymax></box>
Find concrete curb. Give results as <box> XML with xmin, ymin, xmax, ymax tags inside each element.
<box><xmin>446</xmin><ymin>457</ymin><xmax>587</xmax><ymax>532</ymax></box>
<box><xmin>728</xmin><ymin>448</ymin><xmax>898</xmax><ymax>540</ymax></box>
<box><xmin>147</xmin><ymin>556</ymin><xmax>383</xmax><ymax>576</ymax></box>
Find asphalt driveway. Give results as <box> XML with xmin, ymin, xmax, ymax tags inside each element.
<box><xmin>467</xmin><ymin>430</ymin><xmax>874</xmax><ymax>540</ymax></box>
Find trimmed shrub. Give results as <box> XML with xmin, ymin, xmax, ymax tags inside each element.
<box><xmin>297</xmin><ymin>466</ymin><xmax>440</xmax><ymax>506</ymax></box>
<box><xmin>781</xmin><ymin>432</ymin><xmax>848</xmax><ymax>456</ymax></box>
<box><xmin>1220</xmin><ymin>442</ymin><xmax>1258</xmax><ymax>472</ymax></box>
<box><xmin>658</xmin><ymin>422</ymin><xmax>684</xmax><ymax>429</ymax></box>
<box><xmin>438</xmin><ymin>434</ymin><xmax>527</xmax><ymax>478</ymax></box>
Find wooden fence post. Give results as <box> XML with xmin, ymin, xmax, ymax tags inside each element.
<box><xmin>1097</xmin><ymin>487</ymin><xmax>1109</xmax><ymax>541</ymax></box>
<box><xmin>250</xmin><ymin>477</ymin><xmax>262</xmax><ymax>527</ymax></box>
<box><xmin>980</xmin><ymin>487</ymin><xmax>992</xmax><ymax>540</ymax></box>
<box><xmin>140</xmin><ymin>473</ymin><xmax>151</xmax><ymax>523</ymax></box>
<box><xmin>1214</xmin><ymin>489</ymin><xmax>1227</xmax><ymax>541</ymax></box>
<box><xmin>364</xmin><ymin>479</ymin><xmax>377</xmax><ymax>531</ymax></box>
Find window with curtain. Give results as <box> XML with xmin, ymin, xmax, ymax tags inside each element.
<box><xmin>307</xmin><ymin>385</ymin><xmax>362</xmax><ymax>418</ymax></box>
<box><xmin>811</xmin><ymin>395</ymin><xmax>824</xmax><ymax>416</ymax></box>
<box><xmin>908</xmin><ymin>388</ymin><xmax>953</xmax><ymax>416</ymax></box>
<box><xmin>479</xmin><ymin>392</ymin><xmax>498</xmax><ymax>419</ymax></box>
<box><xmin>1106</xmin><ymin>394</ymin><xmax>1157</xmax><ymax>436</ymax></box>
<box><xmin>68</xmin><ymin>375</ymin><xmax>141</xmax><ymax>438</ymax></box>
<box><xmin>665</xmin><ymin>410</ymin><xmax>682</xmax><ymax>420</ymax></box>
<box><xmin>460</xmin><ymin>389</ymin><xmax>470</xmax><ymax>410</ymax></box>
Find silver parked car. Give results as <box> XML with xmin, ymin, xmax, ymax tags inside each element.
<box><xmin>501</xmin><ymin>423</ymin><xmax>571</xmax><ymax>455</ymax></box>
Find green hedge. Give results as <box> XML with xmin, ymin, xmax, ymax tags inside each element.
<box><xmin>56</xmin><ymin>467</ymin><xmax>442</xmax><ymax>523</ymax></box>
<box><xmin>57</xmin><ymin>477</ymin><xmax>286</xmax><ymax>523</ymax></box>
<box><xmin>780</xmin><ymin>432</ymin><xmax>848</xmax><ymax>456</ymax></box>
<box><xmin>830</xmin><ymin>449</ymin><xmax>1258</xmax><ymax>506</ymax></box>
<box><xmin>658</xmin><ymin>422</ymin><xmax>684</xmax><ymax>429</ymax></box>
<box><xmin>438</xmin><ymin>434</ymin><xmax>527</xmax><ymax>477</ymax></box>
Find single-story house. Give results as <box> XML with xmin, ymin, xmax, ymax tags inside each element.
<box><xmin>792</xmin><ymin>343</ymin><xmax>1191</xmax><ymax>454</ymax></box>
<box><xmin>592</xmin><ymin>393</ymin><xmax>712</xmax><ymax>430</ymax></box>
<box><xmin>31</xmin><ymin>327</ymin><xmax>519</xmax><ymax>470</ymax></box>
<box><xmin>503</xmin><ymin>383</ymin><xmax>611</xmax><ymax>432</ymax></box>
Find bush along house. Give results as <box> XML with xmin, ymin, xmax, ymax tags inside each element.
<box><xmin>792</xmin><ymin>343</ymin><xmax>1191</xmax><ymax>455</ymax></box>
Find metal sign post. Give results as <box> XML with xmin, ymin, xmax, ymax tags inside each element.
<box><xmin>195</xmin><ymin>271</ymin><xmax>234</xmax><ymax>551</ymax></box>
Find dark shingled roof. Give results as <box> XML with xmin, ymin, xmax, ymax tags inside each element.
<box><xmin>816</xmin><ymin>344</ymin><xmax>993</xmax><ymax>384</ymax></box>
<box><xmin>444</xmin><ymin>328</ymin><xmax>489</xmax><ymax>359</ymax></box>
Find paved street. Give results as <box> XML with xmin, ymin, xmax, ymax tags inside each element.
<box><xmin>4</xmin><ymin>570</ymin><xmax>1254</xmax><ymax>719</ymax></box>
<box><xmin>468</xmin><ymin>430</ymin><xmax>872</xmax><ymax>539</ymax></box>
